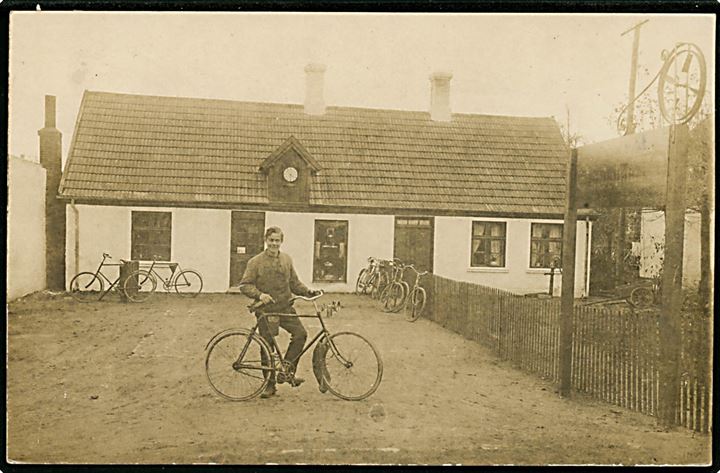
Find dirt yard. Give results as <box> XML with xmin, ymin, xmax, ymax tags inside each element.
<box><xmin>6</xmin><ymin>291</ymin><xmax>711</xmax><ymax>465</ymax></box>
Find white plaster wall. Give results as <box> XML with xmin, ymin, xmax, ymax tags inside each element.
<box><xmin>639</xmin><ymin>210</ymin><xmax>705</xmax><ymax>287</ymax></box>
<box><xmin>7</xmin><ymin>156</ymin><xmax>47</xmax><ymax>300</ymax></box>
<box><xmin>67</xmin><ymin>205</ymin><xmax>232</xmax><ymax>292</ymax></box>
<box><xmin>434</xmin><ymin>216</ymin><xmax>590</xmax><ymax>298</ymax></box>
<box><xmin>266</xmin><ymin>212</ymin><xmax>395</xmax><ymax>293</ymax></box>
<box><xmin>172</xmin><ymin>208</ymin><xmax>231</xmax><ymax>292</ymax></box>
<box><xmin>66</xmin><ymin>204</ymin><xmax>131</xmax><ymax>287</ymax></box>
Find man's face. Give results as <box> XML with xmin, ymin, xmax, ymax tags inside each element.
<box><xmin>265</xmin><ymin>232</ymin><xmax>283</xmax><ymax>254</ymax></box>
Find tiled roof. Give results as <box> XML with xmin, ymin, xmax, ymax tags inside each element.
<box><xmin>59</xmin><ymin>90</ymin><xmax>570</xmax><ymax>215</ymax></box>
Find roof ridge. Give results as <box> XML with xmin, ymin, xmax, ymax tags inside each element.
<box><xmin>84</xmin><ymin>89</ymin><xmax>556</xmax><ymax>122</ymax></box>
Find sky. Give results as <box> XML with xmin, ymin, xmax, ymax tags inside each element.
<box><xmin>8</xmin><ymin>12</ymin><xmax>715</xmax><ymax>165</ymax></box>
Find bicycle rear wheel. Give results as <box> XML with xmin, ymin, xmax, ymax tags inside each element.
<box><xmin>322</xmin><ymin>332</ymin><xmax>383</xmax><ymax>401</ymax></box>
<box><xmin>405</xmin><ymin>287</ymin><xmax>427</xmax><ymax>322</ymax></box>
<box><xmin>123</xmin><ymin>270</ymin><xmax>157</xmax><ymax>303</ymax></box>
<box><xmin>205</xmin><ymin>329</ymin><xmax>271</xmax><ymax>401</ymax></box>
<box><xmin>173</xmin><ymin>270</ymin><xmax>203</xmax><ymax>297</ymax></box>
<box><xmin>69</xmin><ymin>272</ymin><xmax>104</xmax><ymax>302</ymax></box>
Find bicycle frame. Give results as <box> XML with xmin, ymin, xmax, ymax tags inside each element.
<box><xmin>89</xmin><ymin>255</ymin><xmax>125</xmax><ymax>301</ymax></box>
<box><xmin>233</xmin><ymin>299</ymin><xmax>351</xmax><ymax>378</ymax></box>
<box><xmin>139</xmin><ymin>260</ymin><xmax>180</xmax><ymax>291</ymax></box>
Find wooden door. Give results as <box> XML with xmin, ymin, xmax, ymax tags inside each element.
<box><xmin>393</xmin><ymin>216</ymin><xmax>434</xmax><ymax>272</ymax></box>
<box><xmin>229</xmin><ymin>211</ymin><xmax>266</xmax><ymax>286</ymax></box>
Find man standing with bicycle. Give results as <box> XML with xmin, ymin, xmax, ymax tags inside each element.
<box><xmin>239</xmin><ymin>226</ymin><xmax>321</xmax><ymax>398</ymax></box>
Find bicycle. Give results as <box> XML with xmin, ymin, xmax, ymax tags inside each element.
<box><xmin>380</xmin><ymin>259</ymin><xmax>409</xmax><ymax>313</ymax></box>
<box><xmin>369</xmin><ymin>259</ymin><xmax>393</xmax><ymax>300</ymax></box>
<box><xmin>123</xmin><ymin>257</ymin><xmax>203</xmax><ymax>303</ymax></box>
<box><xmin>403</xmin><ymin>265</ymin><xmax>429</xmax><ymax>322</ymax></box>
<box><xmin>68</xmin><ymin>253</ymin><xmax>134</xmax><ymax>302</ymax></box>
<box><xmin>355</xmin><ymin>257</ymin><xmax>378</xmax><ymax>295</ymax></box>
<box><xmin>204</xmin><ymin>291</ymin><xmax>383</xmax><ymax>401</ymax></box>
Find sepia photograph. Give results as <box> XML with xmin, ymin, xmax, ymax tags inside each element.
<box><xmin>6</xmin><ymin>10</ymin><xmax>715</xmax><ymax>466</ymax></box>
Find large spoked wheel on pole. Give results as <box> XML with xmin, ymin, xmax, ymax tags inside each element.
<box><xmin>322</xmin><ymin>332</ymin><xmax>383</xmax><ymax>401</ymax></box>
<box><xmin>69</xmin><ymin>272</ymin><xmax>104</xmax><ymax>302</ymax></box>
<box><xmin>173</xmin><ymin>270</ymin><xmax>203</xmax><ymax>297</ymax></box>
<box><xmin>123</xmin><ymin>270</ymin><xmax>157</xmax><ymax>303</ymax></box>
<box><xmin>381</xmin><ymin>281</ymin><xmax>406</xmax><ymax>313</ymax></box>
<box><xmin>205</xmin><ymin>329</ymin><xmax>272</xmax><ymax>401</ymax></box>
<box><xmin>658</xmin><ymin>43</ymin><xmax>707</xmax><ymax>125</ymax></box>
<box><xmin>405</xmin><ymin>287</ymin><xmax>427</xmax><ymax>322</ymax></box>
<box><xmin>355</xmin><ymin>268</ymin><xmax>369</xmax><ymax>295</ymax></box>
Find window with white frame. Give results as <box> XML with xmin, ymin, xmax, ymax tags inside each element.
<box><xmin>530</xmin><ymin>223</ymin><xmax>563</xmax><ymax>268</ymax></box>
<box><xmin>471</xmin><ymin>221</ymin><xmax>506</xmax><ymax>267</ymax></box>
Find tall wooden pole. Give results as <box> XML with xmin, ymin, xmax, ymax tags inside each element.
<box><xmin>658</xmin><ymin>124</ymin><xmax>689</xmax><ymax>427</ymax></box>
<box><xmin>616</xmin><ymin>20</ymin><xmax>648</xmax><ymax>288</ymax></box>
<box><xmin>559</xmin><ymin>149</ymin><xmax>578</xmax><ymax>397</ymax></box>
<box><xmin>620</xmin><ymin>19</ymin><xmax>648</xmax><ymax>135</ymax></box>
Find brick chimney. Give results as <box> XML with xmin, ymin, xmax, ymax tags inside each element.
<box><xmin>304</xmin><ymin>63</ymin><xmax>326</xmax><ymax>116</ymax></box>
<box><xmin>429</xmin><ymin>72</ymin><xmax>453</xmax><ymax>122</ymax></box>
<box><xmin>38</xmin><ymin>95</ymin><xmax>66</xmax><ymax>291</ymax></box>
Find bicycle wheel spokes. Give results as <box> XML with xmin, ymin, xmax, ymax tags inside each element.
<box><xmin>405</xmin><ymin>288</ymin><xmax>427</xmax><ymax>322</ymax></box>
<box><xmin>382</xmin><ymin>282</ymin><xmax>405</xmax><ymax>313</ymax></box>
<box><xmin>205</xmin><ymin>330</ymin><xmax>270</xmax><ymax>401</ymax></box>
<box><xmin>123</xmin><ymin>270</ymin><xmax>157</xmax><ymax>303</ymax></box>
<box><xmin>174</xmin><ymin>270</ymin><xmax>203</xmax><ymax>297</ymax></box>
<box><xmin>69</xmin><ymin>272</ymin><xmax>104</xmax><ymax>302</ymax></box>
<box><xmin>323</xmin><ymin>332</ymin><xmax>383</xmax><ymax>401</ymax></box>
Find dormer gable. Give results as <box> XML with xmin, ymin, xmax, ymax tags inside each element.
<box><xmin>260</xmin><ymin>136</ymin><xmax>320</xmax><ymax>204</ymax></box>
<box><xmin>259</xmin><ymin>135</ymin><xmax>321</xmax><ymax>174</ymax></box>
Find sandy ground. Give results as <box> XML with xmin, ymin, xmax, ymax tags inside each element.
<box><xmin>6</xmin><ymin>291</ymin><xmax>712</xmax><ymax>465</ymax></box>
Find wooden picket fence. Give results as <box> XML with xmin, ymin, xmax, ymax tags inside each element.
<box><xmin>425</xmin><ymin>275</ymin><xmax>712</xmax><ymax>433</ymax></box>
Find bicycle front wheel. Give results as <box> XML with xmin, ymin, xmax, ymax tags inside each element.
<box><xmin>322</xmin><ymin>332</ymin><xmax>383</xmax><ymax>401</ymax></box>
<box><xmin>69</xmin><ymin>272</ymin><xmax>104</xmax><ymax>302</ymax></box>
<box><xmin>173</xmin><ymin>270</ymin><xmax>203</xmax><ymax>297</ymax></box>
<box><xmin>355</xmin><ymin>268</ymin><xmax>369</xmax><ymax>295</ymax></box>
<box><xmin>205</xmin><ymin>329</ymin><xmax>271</xmax><ymax>401</ymax></box>
<box><xmin>405</xmin><ymin>287</ymin><xmax>427</xmax><ymax>322</ymax></box>
<box><xmin>381</xmin><ymin>282</ymin><xmax>405</xmax><ymax>313</ymax></box>
<box><xmin>123</xmin><ymin>270</ymin><xmax>157</xmax><ymax>303</ymax></box>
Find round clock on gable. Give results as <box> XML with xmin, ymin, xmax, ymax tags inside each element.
<box><xmin>282</xmin><ymin>166</ymin><xmax>299</xmax><ymax>183</ymax></box>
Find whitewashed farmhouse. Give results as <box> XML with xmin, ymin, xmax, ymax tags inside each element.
<box><xmin>54</xmin><ymin>66</ymin><xmax>592</xmax><ymax>296</ymax></box>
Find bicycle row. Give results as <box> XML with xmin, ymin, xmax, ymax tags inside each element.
<box><xmin>68</xmin><ymin>253</ymin><xmax>203</xmax><ymax>303</ymax></box>
<box><xmin>355</xmin><ymin>257</ymin><xmax>428</xmax><ymax>322</ymax></box>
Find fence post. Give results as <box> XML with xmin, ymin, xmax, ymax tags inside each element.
<box><xmin>559</xmin><ymin>149</ymin><xmax>578</xmax><ymax>397</ymax></box>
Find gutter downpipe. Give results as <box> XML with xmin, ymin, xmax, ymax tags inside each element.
<box><xmin>71</xmin><ymin>199</ymin><xmax>79</xmax><ymax>278</ymax></box>
<box><xmin>584</xmin><ymin>216</ymin><xmax>591</xmax><ymax>297</ymax></box>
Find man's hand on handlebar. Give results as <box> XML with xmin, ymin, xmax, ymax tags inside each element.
<box><xmin>308</xmin><ymin>289</ymin><xmax>323</xmax><ymax>298</ymax></box>
<box><xmin>259</xmin><ymin>293</ymin><xmax>275</xmax><ymax>305</ymax></box>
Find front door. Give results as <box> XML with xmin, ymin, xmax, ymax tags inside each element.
<box><xmin>230</xmin><ymin>211</ymin><xmax>266</xmax><ymax>286</ymax></box>
<box><xmin>393</xmin><ymin>216</ymin><xmax>434</xmax><ymax>273</ymax></box>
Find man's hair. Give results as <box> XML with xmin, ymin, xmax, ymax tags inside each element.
<box><xmin>265</xmin><ymin>226</ymin><xmax>284</xmax><ymax>241</ymax></box>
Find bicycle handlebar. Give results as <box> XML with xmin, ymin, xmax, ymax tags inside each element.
<box><xmin>405</xmin><ymin>264</ymin><xmax>428</xmax><ymax>276</ymax></box>
<box><xmin>247</xmin><ymin>290</ymin><xmax>325</xmax><ymax>311</ymax></box>
<box><xmin>289</xmin><ymin>290</ymin><xmax>325</xmax><ymax>303</ymax></box>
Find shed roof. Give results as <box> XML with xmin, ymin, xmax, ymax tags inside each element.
<box><xmin>59</xmin><ymin>90</ymin><xmax>570</xmax><ymax>216</ymax></box>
